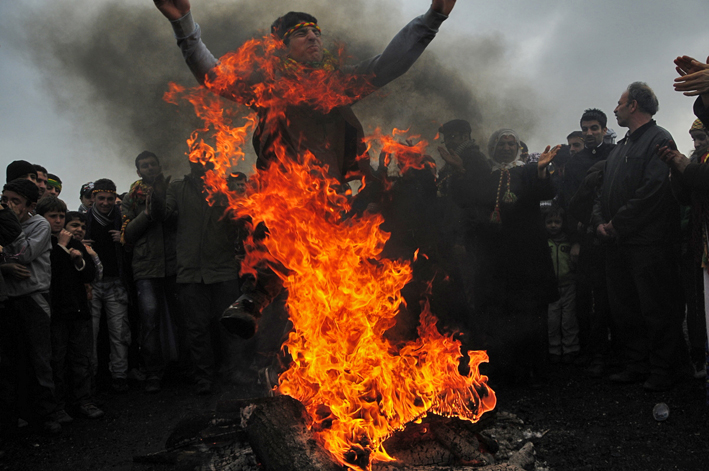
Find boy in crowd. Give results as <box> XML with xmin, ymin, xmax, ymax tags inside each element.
<box><xmin>66</xmin><ymin>212</ymin><xmax>103</xmax><ymax>282</ymax></box>
<box><xmin>78</xmin><ymin>182</ymin><xmax>94</xmax><ymax>214</ymax></box>
<box><xmin>36</xmin><ymin>197</ymin><xmax>104</xmax><ymax>420</ymax></box>
<box><xmin>5</xmin><ymin>160</ymin><xmax>38</xmax><ymax>185</ymax></box>
<box><xmin>0</xmin><ymin>198</ymin><xmax>23</xmax><ymax>440</ymax></box>
<box><xmin>151</xmin><ymin>159</ymin><xmax>241</xmax><ymax>395</ymax></box>
<box><xmin>33</xmin><ymin>165</ymin><xmax>48</xmax><ymax>199</ymax></box>
<box><xmin>567</xmin><ymin>131</ymin><xmax>584</xmax><ymax>157</ymax></box>
<box><xmin>85</xmin><ymin>179</ymin><xmax>131</xmax><ymax>393</ymax></box>
<box><xmin>0</xmin><ymin>179</ymin><xmax>63</xmax><ymax>433</ymax></box>
<box><xmin>545</xmin><ymin>205</ymin><xmax>580</xmax><ymax>364</ymax></box>
<box><xmin>122</xmin><ymin>151</ymin><xmax>185</xmax><ymax>393</ymax></box>
<box><xmin>46</xmin><ymin>174</ymin><xmax>62</xmax><ymax>198</ymax></box>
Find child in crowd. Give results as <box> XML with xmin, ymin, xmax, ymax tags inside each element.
<box><xmin>0</xmin><ymin>179</ymin><xmax>63</xmax><ymax>434</ymax></box>
<box><xmin>65</xmin><ymin>211</ymin><xmax>103</xmax><ymax>283</ymax></box>
<box><xmin>545</xmin><ymin>205</ymin><xmax>580</xmax><ymax>364</ymax></box>
<box><xmin>36</xmin><ymin>198</ymin><xmax>104</xmax><ymax>421</ymax></box>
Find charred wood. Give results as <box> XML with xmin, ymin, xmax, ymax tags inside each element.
<box><xmin>242</xmin><ymin>394</ymin><xmax>344</xmax><ymax>471</ymax></box>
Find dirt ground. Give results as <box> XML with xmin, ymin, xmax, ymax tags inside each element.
<box><xmin>1</xmin><ymin>362</ymin><xmax>707</xmax><ymax>471</ymax></box>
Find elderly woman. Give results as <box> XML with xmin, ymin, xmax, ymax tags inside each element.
<box><xmin>440</xmin><ymin>129</ymin><xmax>560</xmax><ymax>385</ymax></box>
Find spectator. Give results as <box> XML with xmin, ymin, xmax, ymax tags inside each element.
<box><xmin>36</xmin><ymin>197</ymin><xmax>103</xmax><ymax>421</ymax></box>
<box><xmin>226</xmin><ymin>172</ymin><xmax>248</xmax><ymax>194</ymax></box>
<box><xmin>567</xmin><ymin>131</ymin><xmax>584</xmax><ymax>157</ymax></box>
<box><xmin>544</xmin><ymin>204</ymin><xmax>580</xmax><ymax>364</ymax></box>
<box><xmin>5</xmin><ymin>160</ymin><xmax>38</xmax><ymax>185</ymax></box>
<box><xmin>0</xmin><ymin>198</ymin><xmax>23</xmax><ymax>438</ymax></box>
<box><xmin>121</xmin><ymin>151</ymin><xmax>184</xmax><ymax>393</ymax></box>
<box><xmin>46</xmin><ymin>174</ymin><xmax>62</xmax><ymax>198</ymax></box>
<box><xmin>658</xmin><ymin>119</ymin><xmax>709</xmax><ymax>383</ymax></box>
<box><xmin>33</xmin><ymin>165</ymin><xmax>48</xmax><ymax>199</ymax></box>
<box><xmin>560</xmin><ymin>109</ymin><xmax>616</xmax><ymax>375</ymax></box>
<box><xmin>0</xmin><ymin>179</ymin><xmax>62</xmax><ymax>433</ymax></box>
<box><xmin>441</xmin><ymin>128</ymin><xmax>560</xmax><ymax>385</ymax></box>
<box><xmin>593</xmin><ymin>82</ymin><xmax>686</xmax><ymax>392</ymax></box>
<box><xmin>85</xmin><ymin>179</ymin><xmax>131</xmax><ymax>393</ymax></box>
<box><xmin>519</xmin><ymin>141</ymin><xmax>530</xmax><ymax>163</ymax></box>
<box><xmin>78</xmin><ymin>182</ymin><xmax>94</xmax><ymax>214</ymax></box>
<box><xmin>152</xmin><ymin>159</ymin><xmax>241</xmax><ymax>395</ymax></box>
<box><xmin>65</xmin><ymin>211</ymin><xmax>103</xmax><ymax>304</ymax></box>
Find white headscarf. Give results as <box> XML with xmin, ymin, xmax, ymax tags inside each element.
<box><xmin>487</xmin><ymin>128</ymin><xmax>525</xmax><ymax>171</ymax></box>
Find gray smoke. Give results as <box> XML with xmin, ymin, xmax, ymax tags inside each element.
<box><xmin>18</xmin><ymin>0</ymin><xmax>540</xmax><ymax>178</ymax></box>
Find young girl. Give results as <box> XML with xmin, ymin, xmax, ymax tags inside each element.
<box><xmin>545</xmin><ymin>205</ymin><xmax>580</xmax><ymax>364</ymax></box>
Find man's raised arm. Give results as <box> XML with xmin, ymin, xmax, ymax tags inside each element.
<box><xmin>154</xmin><ymin>0</ymin><xmax>191</xmax><ymax>22</ymax></box>
<box><xmin>154</xmin><ymin>0</ymin><xmax>218</xmax><ymax>87</ymax></box>
<box><xmin>349</xmin><ymin>0</ymin><xmax>457</xmax><ymax>89</ymax></box>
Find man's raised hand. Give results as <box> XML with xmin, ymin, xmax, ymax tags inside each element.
<box><xmin>153</xmin><ymin>0</ymin><xmax>191</xmax><ymax>21</ymax></box>
<box><xmin>537</xmin><ymin>144</ymin><xmax>561</xmax><ymax>178</ymax></box>
<box><xmin>431</xmin><ymin>0</ymin><xmax>456</xmax><ymax>16</ymax></box>
<box><xmin>674</xmin><ymin>55</ymin><xmax>709</xmax><ymax>97</ymax></box>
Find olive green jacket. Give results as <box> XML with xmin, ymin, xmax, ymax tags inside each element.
<box><xmin>152</xmin><ymin>173</ymin><xmax>239</xmax><ymax>284</ymax></box>
<box><xmin>122</xmin><ymin>180</ymin><xmax>178</xmax><ymax>281</ymax></box>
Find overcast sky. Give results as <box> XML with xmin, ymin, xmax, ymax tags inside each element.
<box><xmin>2</xmin><ymin>0</ymin><xmax>708</xmax><ymax>203</ymax></box>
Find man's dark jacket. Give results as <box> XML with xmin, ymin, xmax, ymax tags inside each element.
<box><xmin>560</xmin><ymin>142</ymin><xmax>615</xmax><ymax>211</ymax></box>
<box><xmin>154</xmin><ymin>173</ymin><xmax>239</xmax><ymax>285</ymax></box>
<box><xmin>592</xmin><ymin>120</ymin><xmax>680</xmax><ymax>245</ymax></box>
<box><xmin>49</xmin><ymin>237</ymin><xmax>95</xmax><ymax>320</ymax></box>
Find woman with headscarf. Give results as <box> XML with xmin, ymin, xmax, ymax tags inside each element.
<box><xmin>440</xmin><ymin>129</ymin><xmax>560</xmax><ymax>385</ymax></box>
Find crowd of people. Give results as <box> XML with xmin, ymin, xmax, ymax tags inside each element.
<box><xmin>2</xmin><ymin>0</ymin><xmax>709</xmax><ymax>447</ymax></box>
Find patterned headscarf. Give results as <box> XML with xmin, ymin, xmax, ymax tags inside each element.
<box><xmin>690</xmin><ymin>118</ymin><xmax>707</xmax><ymax>132</ymax></box>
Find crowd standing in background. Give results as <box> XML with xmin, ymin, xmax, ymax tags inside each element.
<box><xmin>1</xmin><ymin>0</ymin><xmax>709</xmax><ymax>444</ymax></box>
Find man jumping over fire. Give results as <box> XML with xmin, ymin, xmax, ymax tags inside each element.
<box><xmin>153</xmin><ymin>0</ymin><xmax>459</xmax><ymax>339</ymax></box>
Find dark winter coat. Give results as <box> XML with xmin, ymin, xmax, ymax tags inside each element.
<box><xmin>592</xmin><ymin>120</ymin><xmax>680</xmax><ymax>245</ymax></box>
<box><xmin>49</xmin><ymin>236</ymin><xmax>95</xmax><ymax>320</ymax></box>
<box><xmin>452</xmin><ymin>162</ymin><xmax>558</xmax><ymax>306</ymax></box>
<box><xmin>155</xmin><ymin>173</ymin><xmax>240</xmax><ymax>285</ymax></box>
<box><xmin>0</xmin><ymin>205</ymin><xmax>23</xmax><ymax>303</ymax></box>
<box><xmin>559</xmin><ymin>142</ymin><xmax>615</xmax><ymax>211</ymax></box>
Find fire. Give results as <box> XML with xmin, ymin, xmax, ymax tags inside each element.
<box><xmin>165</xmin><ymin>33</ymin><xmax>496</xmax><ymax>470</ymax></box>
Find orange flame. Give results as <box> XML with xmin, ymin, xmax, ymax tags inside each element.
<box><xmin>165</xmin><ymin>33</ymin><xmax>495</xmax><ymax>470</ymax></box>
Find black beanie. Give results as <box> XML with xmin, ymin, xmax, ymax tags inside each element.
<box><xmin>3</xmin><ymin>178</ymin><xmax>40</xmax><ymax>204</ymax></box>
<box><xmin>271</xmin><ymin>12</ymin><xmax>318</xmax><ymax>43</ymax></box>
<box><xmin>6</xmin><ymin>160</ymin><xmax>37</xmax><ymax>183</ymax></box>
<box><xmin>438</xmin><ymin>119</ymin><xmax>472</xmax><ymax>137</ymax></box>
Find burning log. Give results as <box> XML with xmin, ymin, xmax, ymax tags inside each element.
<box><xmin>234</xmin><ymin>395</ymin><xmax>343</xmax><ymax>471</ymax></box>
<box><xmin>135</xmin><ymin>397</ymin><xmax>541</xmax><ymax>471</ymax></box>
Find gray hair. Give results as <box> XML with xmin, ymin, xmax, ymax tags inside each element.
<box><xmin>627</xmin><ymin>82</ymin><xmax>659</xmax><ymax>116</ymax></box>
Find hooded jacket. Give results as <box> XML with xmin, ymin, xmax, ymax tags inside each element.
<box><xmin>2</xmin><ymin>214</ymin><xmax>52</xmax><ymax>297</ymax></box>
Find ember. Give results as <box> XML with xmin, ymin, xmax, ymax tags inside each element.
<box><xmin>164</xmin><ymin>21</ymin><xmax>495</xmax><ymax>471</ymax></box>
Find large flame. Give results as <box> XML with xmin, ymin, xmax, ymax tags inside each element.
<box><xmin>165</xmin><ymin>33</ymin><xmax>496</xmax><ymax>470</ymax></box>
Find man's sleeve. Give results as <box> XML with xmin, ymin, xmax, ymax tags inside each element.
<box><xmin>0</xmin><ymin>206</ymin><xmax>22</xmax><ymax>246</ymax></box>
<box><xmin>170</xmin><ymin>12</ymin><xmax>219</xmax><ymax>86</ymax></box>
<box><xmin>348</xmin><ymin>8</ymin><xmax>448</xmax><ymax>88</ymax></box>
<box><xmin>76</xmin><ymin>242</ymin><xmax>96</xmax><ymax>283</ymax></box>
<box><xmin>122</xmin><ymin>195</ymin><xmax>152</xmax><ymax>245</ymax></box>
<box><xmin>15</xmin><ymin>220</ymin><xmax>51</xmax><ymax>265</ymax></box>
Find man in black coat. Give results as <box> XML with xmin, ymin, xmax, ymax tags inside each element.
<box><xmin>592</xmin><ymin>82</ymin><xmax>686</xmax><ymax>392</ymax></box>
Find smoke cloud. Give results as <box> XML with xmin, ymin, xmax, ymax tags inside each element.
<box><xmin>18</xmin><ymin>0</ymin><xmax>540</xmax><ymax>179</ymax></box>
